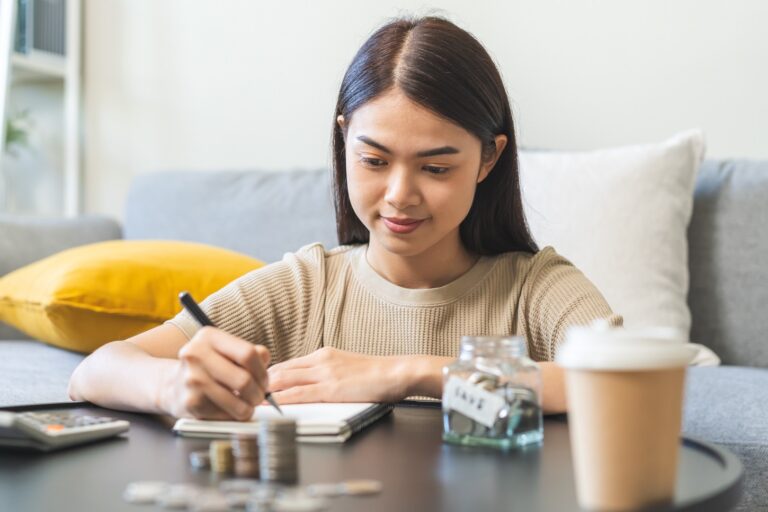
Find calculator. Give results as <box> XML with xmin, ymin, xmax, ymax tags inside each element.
<box><xmin>0</xmin><ymin>410</ymin><xmax>130</xmax><ymax>451</ymax></box>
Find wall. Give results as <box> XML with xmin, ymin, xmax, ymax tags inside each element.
<box><xmin>3</xmin><ymin>80</ymin><xmax>64</xmax><ymax>214</ymax></box>
<box><xmin>83</xmin><ymin>0</ymin><xmax>768</xmax><ymax>219</ymax></box>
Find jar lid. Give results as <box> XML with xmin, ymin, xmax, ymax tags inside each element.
<box><xmin>460</xmin><ymin>335</ymin><xmax>526</xmax><ymax>358</ymax></box>
<box><xmin>555</xmin><ymin>321</ymin><xmax>697</xmax><ymax>370</ymax></box>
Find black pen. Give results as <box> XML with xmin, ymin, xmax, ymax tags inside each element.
<box><xmin>178</xmin><ymin>291</ymin><xmax>283</xmax><ymax>415</ymax></box>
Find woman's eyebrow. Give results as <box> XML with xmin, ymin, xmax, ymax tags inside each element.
<box><xmin>356</xmin><ymin>135</ymin><xmax>460</xmax><ymax>157</ymax></box>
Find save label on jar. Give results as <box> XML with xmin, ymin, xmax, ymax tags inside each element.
<box><xmin>443</xmin><ymin>376</ymin><xmax>507</xmax><ymax>428</ymax></box>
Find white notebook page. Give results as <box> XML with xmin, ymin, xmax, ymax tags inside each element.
<box><xmin>253</xmin><ymin>402</ymin><xmax>375</xmax><ymax>427</ymax></box>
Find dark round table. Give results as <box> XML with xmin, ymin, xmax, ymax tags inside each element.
<box><xmin>0</xmin><ymin>402</ymin><xmax>743</xmax><ymax>511</ymax></box>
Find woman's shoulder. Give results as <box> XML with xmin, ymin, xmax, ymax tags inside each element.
<box><xmin>487</xmin><ymin>246</ymin><xmax>581</xmax><ymax>290</ymax></box>
<box><xmin>493</xmin><ymin>245</ymin><xmax>563</xmax><ymax>269</ymax></box>
<box><xmin>263</xmin><ymin>242</ymin><xmax>363</xmax><ymax>277</ymax></box>
<box><xmin>287</xmin><ymin>242</ymin><xmax>362</xmax><ymax>264</ymax></box>
<box><xmin>226</xmin><ymin>243</ymin><xmax>362</xmax><ymax>296</ymax></box>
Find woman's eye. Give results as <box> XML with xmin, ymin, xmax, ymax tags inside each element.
<box><xmin>424</xmin><ymin>166</ymin><xmax>449</xmax><ymax>175</ymax></box>
<box><xmin>360</xmin><ymin>157</ymin><xmax>386</xmax><ymax>167</ymax></box>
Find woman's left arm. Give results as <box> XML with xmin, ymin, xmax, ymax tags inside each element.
<box><xmin>267</xmin><ymin>349</ymin><xmax>568</xmax><ymax>414</ymax></box>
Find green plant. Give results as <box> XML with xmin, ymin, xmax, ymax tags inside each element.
<box><xmin>4</xmin><ymin>110</ymin><xmax>31</xmax><ymax>156</ymax></box>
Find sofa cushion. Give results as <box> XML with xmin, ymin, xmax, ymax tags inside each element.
<box><xmin>0</xmin><ymin>214</ymin><xmax>122</xmax><ymax>277</ymax></box>
<box><xmin>0</xmin><ymin>214</ymin><xmax>122</xmax><ymax>340</ymax></box>
<box><xmin>519</xmin><ymin>131</ymin><xmax>704</xmax><ymax>341</ymax></box>
<box><xmin>124</xmin><ymin>170</ymin><xmax>339</xmax><ymax>263</ymax></box>
<box><xmin>682</xmin><ymin>366</ymin><xmax>768</xmax><ymax>511</ymax></box>
<box><xmin>0</xmin><ymin>240</ymin><xmax>264</xmax><ymax>353</ymax></box>
<box><xmin>683</xmin><ymin>366</ymin><xmax>768</xmax><ymax>445</ymax></box>
<box><xmin>0</xmin><ymin>340</ymin><xmax>84</xmax><ymax>406</ymax></box>
<box><xmin>688</xmin><ymin>160</ymin><xmax>768</xmax><ymax>367</ymax></box>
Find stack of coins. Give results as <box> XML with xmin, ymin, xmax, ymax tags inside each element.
<box><xmin>231</xmin><ymin>434</ymin><xmax>260</xmax><ymax>478</ymax></box>
<box><xmin>259</xmin><ymin>418</ymin><xmax>299</xmax><ymax>483</ymax></box>
<box><xmin>209</xmin><ymin>440</ymin><xmax>234</xmax><ymax>474</ymax></box>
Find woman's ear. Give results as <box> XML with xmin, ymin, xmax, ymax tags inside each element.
<box><xmin>337</xmin><ymin>115</ymin><xmax>347</xmax><ymax>142</ymax></box>
<box><xmin>477</xmin><ymin>134</ymin><xmax>508</xmax><ymax>183</ymax></box>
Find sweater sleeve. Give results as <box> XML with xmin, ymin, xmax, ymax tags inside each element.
<box><xmin>518</xmin><ymin>246</ymin><xmax>623</xmax><ymax>362</ymax></box>
<box><xmin>164</xmin><ymin>243</ymin><xmax>327</xmax><ymax>364</ymax></box>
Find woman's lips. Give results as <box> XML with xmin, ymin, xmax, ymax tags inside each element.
<box><xmin>382</xmin><ymin>216</ymin><xmax>425</xmax><ymax>234</ymax></box>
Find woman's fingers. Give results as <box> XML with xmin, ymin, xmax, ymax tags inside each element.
<box><xmin>190</xmin><ymin>396</ymin><xmax>234</xmax><ymax>421</ymax></box>
<box><xmin>201</xmin><ymin>377</ymin><xmax>255</xmax><ymax>420</ymax></box>
<box><xmin>190</xmin><ymin>327</ymin><xmax>270</xmax><ymax>392</ymax></box>
<box><xmin>268</xmin><ymin>367</ymin><xmax>319</xmax><ymax>392</ymax></box>
<box><xmin>268</xmin><ymin>349</ymin><xmax>327</xmax><ymax>373</ymax></box>
<box><xmin>178</xmin><ymin>328</ymin><xmax>269</xmax><ymax>420</ymax></box>
<box><xmin>271</xmin><ymin>383</ymin><xmax>328</xmax><ymax>404</ymax></box>
<box><xmin>201</xmin><ymin>327</ymin><xmax>270</xmax><ymax>391</ymax></box>
<box><xmin>200</xmin><ymin>350</ymin><xmax>264</xmax><ymax>406</ymax></box>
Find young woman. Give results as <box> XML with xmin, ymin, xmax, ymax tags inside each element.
<box><xmin>68</xmin><ymin>16</ymin><xmax>621</xmax><ymax>420</ymax></box>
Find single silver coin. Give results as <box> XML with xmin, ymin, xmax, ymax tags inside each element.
<box><xmin>490</xmin><ymin>408</ymin><xmax>509</xmax><ymax>437</ymax></box>
<box><xmin>156</xmin><ymin>484</ymin><xmax>200</xmax><ymax>509</ymax></box>
<box><xmin>341</xmin><ymin>479</ymin><xmax>383</xmax><ymax>496</ymax></box>
<box><xmin>272</xmin><ymin>495</ymin><xmax>328</xmax><ymax>512</ymax></box>
<box><xmin>471</xmin><ymin>419</ymin><xmax>489</xmax><ymax>437</ymax></box>
<box><xmin>123</xmin><ymin>480</ymin><xmax>170</xmax><ymax>504</ymax></box>
<box><xmin>225</xmin><ymin>491</ymin><xmax>253</xmax><ymax>509</ymax></box>
<box><xmin>190</xmin><ymin>450</ymin><xmax>211</xmax><ymax>469</ymax></box>
<box><xmin>190</xmin><ymin>490</ymin><xmax>231</xmax><ymax>512</ymax></box>
<box><xmin>219</xmin><ymin>479</ymin><xmax>261</xmax><ymax>494</ymax></box>
<box><xmin>449</xmin><ymin>411</ymin><xmax>474</xmax><ymax>435</ymax></box>
<box><xmin>305</xmin><ymin>483</ymin><xmax>344</xmax><ymax>498</ymax></box>
<box><xmin>246</xmin><ymin>496</ymin><xmax>276</xmax><ymax>512</ymax></box>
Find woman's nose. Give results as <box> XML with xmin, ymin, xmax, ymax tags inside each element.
<box><xmin>384</xmin><ymin>167</ymin><xmax>421</xmax><ymax>209</ymax></box>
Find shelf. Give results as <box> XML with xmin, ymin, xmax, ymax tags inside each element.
<box><xmin>3</xmin><ymin>0</ymin><xmax>81</xmax><ymax>217</ymax></box>
<box><xmin>11</xmin><ymin>50</ymin><xmax>66</xmax><ymax>80</ymax></box>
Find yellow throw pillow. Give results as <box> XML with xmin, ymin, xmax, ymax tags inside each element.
<box><xmin>0</xmin><ymin>240</ymin><xmax>265</xmax><ymax>353</ymax></box>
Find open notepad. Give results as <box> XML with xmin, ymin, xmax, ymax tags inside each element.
<box><xmin>172</xmin><ymin>403</ymin><xmax>393</xmax><ymax>443</ymax></box>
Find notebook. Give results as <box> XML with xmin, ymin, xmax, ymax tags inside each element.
<box><xmin>172</xmin><ymin>402</ymin><xmax>393</xmax><ymax>443</ymax></box>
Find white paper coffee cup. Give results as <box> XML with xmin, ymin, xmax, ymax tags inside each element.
<box><xmin>556</xmin><ymin>322</ymin><xmax>697</xmax><ymax>511</ymax></box>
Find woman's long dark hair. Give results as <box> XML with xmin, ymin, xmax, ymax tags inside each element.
<box><xmin>332</xmin><ymin>16</ymin><xmax>538</xmax><ymax>255</ymax></box>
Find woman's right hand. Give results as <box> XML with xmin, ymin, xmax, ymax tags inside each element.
<box><xmin>161</xmin><ymin>326</ymin><xmax>270</xmax><ymax>420</ymax></box>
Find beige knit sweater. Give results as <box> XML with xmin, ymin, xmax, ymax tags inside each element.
<box><xmin>167</xmin><ymin>243</ymin><xmax>622</xmax><ymax>363</ymax></box>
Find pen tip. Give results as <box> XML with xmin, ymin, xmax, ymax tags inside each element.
<box><xmin>266</xmin><ymin>395</ymin><xmax>283</xmax><ymax>415</ymax></box>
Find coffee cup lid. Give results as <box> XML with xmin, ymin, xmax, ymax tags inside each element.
<box><xmin>555</xmin><ymin>320</ymin><xmax>697</xmax><ymax>370</ymax></box>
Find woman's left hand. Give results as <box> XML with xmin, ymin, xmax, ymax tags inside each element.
<box><xmin>266</xmin><ymin>347</ymin><xmax>412</xmax><ymax>403</ymax></box>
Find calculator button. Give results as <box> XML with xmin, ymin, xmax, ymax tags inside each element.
<box><xmin>46</xmin><ymin>425</ymin><xmax>65</xmax><ymax>432</ymax></box>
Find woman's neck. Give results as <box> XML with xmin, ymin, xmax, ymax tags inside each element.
<box><xmin>366</xmin><ymin>235</ymin><xmax>479</xmax><ymax>289</ymax></box>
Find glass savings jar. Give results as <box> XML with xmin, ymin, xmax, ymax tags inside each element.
<box><xmin>442</xmin><ymin>336</ymin><xmax>543</xmax><ymax>449</ymax></box>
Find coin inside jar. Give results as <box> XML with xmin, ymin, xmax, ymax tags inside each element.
<box><xmin>448</xmin><ymin>410</ymin><xmax>474</xmax><ymax>435</ymax></box>
<box><xmin>467</xmin><ymin>371</ymin><xmax>499</xmax><ymax>390</ymax></box>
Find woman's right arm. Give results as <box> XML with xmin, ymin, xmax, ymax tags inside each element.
<box><xmin>67</xmin><ymin>324</ymin><xmax>270</xmax><ymax>420</ymax></box>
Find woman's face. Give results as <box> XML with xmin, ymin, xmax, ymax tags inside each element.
<box><xmin>340</xmin><ymin>88</ymin><xmax>502</xmax><ymax>260</ymax></box>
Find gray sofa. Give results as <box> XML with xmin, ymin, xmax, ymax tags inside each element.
<box><xmin>1</xmin><ymin>161</ymin><xmax>766</xmax><ymax>511</ymax></box>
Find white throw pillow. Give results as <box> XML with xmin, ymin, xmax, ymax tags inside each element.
<box><xmin>518</xmin><ymin>130</ymin><xmax>719</xmax><ymax>366</ymax></box>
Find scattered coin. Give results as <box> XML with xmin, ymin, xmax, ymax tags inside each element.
<box><xmin>123</xmin><ymin>481</ymin><xmax>170</xmax><ymax>504</ymax></box>
<box><xmin>190</xmin><ymin>490</ymin><xmax>231</xmax><ymax>512</ymax></box>
<box><xmin>156</xmin><ymin>483</ymin><xmax>201</xmax><ymax>509</ymax></box>
<box><xmin>271</xmin><ymin>495</ymin><xmax>328</xmax><ymax>512</ymax></box>
<box><xmin>225</xmin><ymin>491</ymin><xmax>252</xmax><ymax>509</ymax></box>
<box><xmin>341</xmin><ymin>479</ymin><xmax>383</xmax><ymax>496</ymax></box>
<box><xmin>305</xmin><ymin>483</ymin><xmax>344</xmax><ymax>498</ymax></box>
<box><xmin>189</xmin><ymin>450</ymin><xmax>211</xmax><ymax>470</ymax></box>
<box><xmin>217</xmin><ymin>478</ymin><xmax>257</xmax><ymax>493</ymax></box>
